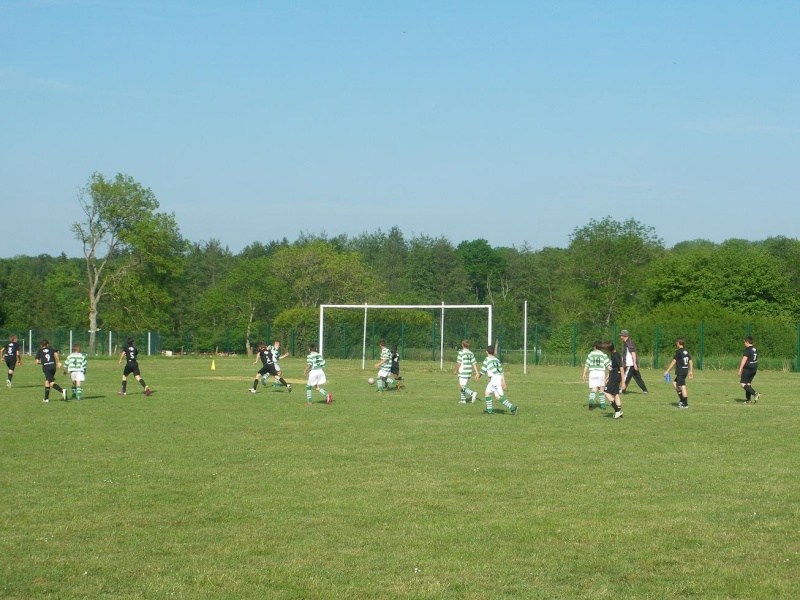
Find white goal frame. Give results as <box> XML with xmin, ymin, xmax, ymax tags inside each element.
<box><xmin>319</xmin><ymin>303</ymin><xmax>493</xmax><ymax>370</ymax></box>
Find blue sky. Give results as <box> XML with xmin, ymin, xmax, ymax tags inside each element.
<box><xmin>2</xmin><ymin>0</ymin><xmax>798</xmax><ymax>257</ymax></box>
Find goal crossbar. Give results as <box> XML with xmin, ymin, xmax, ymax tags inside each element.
<box><xmin>319</xmin><ymin>303</ymin><xmax>493</xmax><ymax>369</ymax></box>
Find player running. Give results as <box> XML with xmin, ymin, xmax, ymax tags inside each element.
<box><xmin>454</xmin><ymin>339</ymin><xmax>479</xmax><ymax>404</ymax></box>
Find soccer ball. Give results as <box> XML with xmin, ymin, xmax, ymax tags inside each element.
<box><xmin>367</xmin><ymin>377</ymin><xmax>376</xmax><ymax>385</ymax></box>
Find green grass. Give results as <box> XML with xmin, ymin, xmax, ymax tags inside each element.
<box><xmin>1</xmin><ymin>357</ymin><xmax>798</xmax><ymax>599</ymax></box>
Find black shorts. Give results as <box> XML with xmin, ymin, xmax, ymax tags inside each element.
<box><xmin>4</xmin><ymin>357</ymin><xmax>16</xmax><ymax>370</ymax></box>
<box><xmin>605</xmin><ymin>375</ymin><xmax>621</xmax><ymax>396</ymax></box>
<box><xmin>675</xmin><ymin>371</ymin><xmax>688</xmax><ymax>386</ymax></box>
<box><xmin>123</xmin><ymin>362</ymin><xmax>141</xmax><ymax>377</ymax></box>
<box><xmin>740</xmin><ymin>368</ymin><xmax>757</xmax><ymax>384</ymax></box>
<box><xmin>258</xmin><ymin>364</ymin><xmax>279</xmax><ymax>377</ymax></box>
<box><xmin>42</xmin><ymin>367</ymin><xmax>57</xmax><ymax>383</ymax></box>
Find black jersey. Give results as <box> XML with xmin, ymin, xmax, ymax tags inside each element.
<box><xmin>36</xmin><ymin>347</ymin><xmax>57</xmax><ymax>368</ymax></box>
<box><xmin>122</xmin><ymin>345</ymin><xmax>139</xmax><ymax>364</ymax></box>
<box><xmin>257</xmin><ymin>348</ymin><xmax>270</xmax><ymax>365</ymax></box>
<box><xmin>742</xmin><ymin>346</ymin><xmax>758</xmax><ymax>370</ymax></box>
<box><xmin>673</xmin><ymin>348</ymin><xmax>692</xmax><ymax>372</ymax></box>
<box><xmin>390</xmin><ymin>351</ymin><xmax>400</xmax><ymax>375</ymax></box>
<box><xmin>3</xmin><ymin>341</ymin><xmax>20</xmax><ymax>360</ymax></box>
<box><xmin>608</xmin><ymin>351</ymin><xmax>623</xmax><ymax>381</ymax></box>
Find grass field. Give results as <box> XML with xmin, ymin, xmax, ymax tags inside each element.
<box><xmin>1</xmin><ymin>356</ymin><xmax>798</xmax><ymax>599</ymax></box>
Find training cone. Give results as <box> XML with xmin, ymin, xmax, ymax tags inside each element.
<box><xmin>211</xmin><ymin>360</ymin><xmax>216</xmax><ymax>371</ymax></box>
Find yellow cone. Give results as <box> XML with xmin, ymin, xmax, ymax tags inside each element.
<box><xmin>211</xmin><ymin>360</ymin><xmax>216</xmax><ymax>371</ymax></box>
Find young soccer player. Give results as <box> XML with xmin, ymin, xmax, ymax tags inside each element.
<box><xmin>267</xmin><ymin>340</ymin><xmax>292</xmax><ymax>392</ymax></box>
<box><xmin>738</xmin><ymin>337</ymin><xmax>760</xmax><ymax>404</ymax></box>
<box><xmin>477</xmin><ymin>345</ymin><xmax>518</xmax><ymax>415</ymax></box>
<box><xmin>3</xmin><ymin>334</ymin><xmax>22</xmax><ymax>388</ymax></box>
<box><xmin>454</xmin><ymin>339</ymin><xmax>479</xmax><ymax>404</ymax></box>
<box><xmin>118</xmin><ymin>338</ymin><xmax>151</xmax><ymax>396</ymax></box>
<box><xmin>63</xmin><ymin>344</ymin><xmax>88</xmax><ymax>400</ymax></box>
<box><xmin>250</xmin><ymin>341</ymin><xmax>271</xmax><ymax>393</ymax></box>
<box><xmin>664</xmin><ymin>338</ymin><xmax>693</xmax><ymax>408</ymax></box>
<box><xmin>373</xmin><ymin>339</ymin><xmax>399</xmax><ymax>392</ymax></box>
<box><xmin>582</xmin><ymin>340</ymin><xmax>611</xmax><ymax>410</ymax></box>
<box><xmin>304</xmin><ymin>343</ymin><xmax>332</xmax><ymax>405</ymax></box>
<box><xmin>390</xmin><ymin>345</ymin><xmax>402</xmax><ymax>387</ymax></box>
<box><xmin>35</xmin><ymin>339</ymin><xmax>65</xmax><ymax>402</ymax></box>
<box><xmin>603</xmin><ymin>341</ymin><xmax>625</xmax><ymax>419</ymax></box>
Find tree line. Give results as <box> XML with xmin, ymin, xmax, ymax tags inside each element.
<box><xmin>2</xmin><ymin>173</ymin><xmax>800</xmax><ymax>355</ymax></box>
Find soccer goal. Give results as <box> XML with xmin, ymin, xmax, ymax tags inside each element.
<box><xmin>319</xmin><ymin>303</ymin><xmax>493</xmax><ymax>369</ymax></box>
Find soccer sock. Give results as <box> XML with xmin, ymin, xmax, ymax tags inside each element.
<box><xmin>387</xmin><ymin>378</ymin><xmax>395</xmax><ymax>387</ymax></box>
<box><xmin>253</xmin><ymin>378</ymin><xmax>260</xmax><ymax>390</ymax></box>
<box><xmin>278</xmin><ymin>377</ymin><xmax>288</xmax><ymax>386</ymax></box>
<box><xmin>682</xmin><ymin>395</ymin><xmax>688</xmax><ymax>405</ymax></box>
<box><xmin>122</xmin><ymin>381</ymin><xmax>128</xmax><ymax>393</ymax></box>
<box><xmin>52</xmin><ymin>383</ymin><xmax>63</xmax><ymax>393</ymax></box>
<box><xmin>485</xmin><ymin>397</ymin><xmax>493</xmax><ymax>412</ymax></box>
<box><xmin>76</xmin><ymin>386</ymin><xmax>83</xmax><ymax>399</ymax></box>
<box><xmin>598</xmin><ymin>391</ymin><xmax>605</xmax><ymax>406</ymax></box>
<box><xmin>501</xmin><ymin>397</ymin><xmax>514</xmax><ymax>410</ymax></box>
<box><xmin>460</xmin><ymin>387</ymin><xmax>466</xmax><ymax>401</ymax></box>
<box><xmin>676</xmin><ymin>389</ymin><xmax>683</xmax><ymax>402</ymax></box>
<box><xmin>589</xmin><ymin>391</ymin><xmax>596</xmax><ymax>405</ymax></box>
<box><xmin>139</xmin><ymin>379</ymin><xmax>147</xmax><ymax>388</ymax></box>
<box><xmin>306</xmin><ymin>385</ymin><xmax>312</xmax><ymax>401</ymax></box>
<box><xmin>71</xmin><ymin>385</ymin><xmax>77</xmax><ymax>398</ymax></box>
<box><xmin>465</xmin><ymin>386</ymin><xmax>474</xmax><ymax>397</ymax></box>
<box><xmin>319</xmin><ymin>387</ymin><xmax>327</xmax><ymax>396</ymax></box>
<box><xmin>8</xmin><ymin>373</ymin><xmax>12</xmax><ymax>381</ymax></box>
<box><xmin>44</xmin><ymin>386</ymin><xmax>50</xmax><ymax>400</ymax></box>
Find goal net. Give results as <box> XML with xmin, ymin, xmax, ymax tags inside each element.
<box><xmin>319</xmin><ymin>304</ymin><xmax>493</xmax><ymax>369</ymax></box>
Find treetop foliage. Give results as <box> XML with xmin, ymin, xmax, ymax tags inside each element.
<box><xmin>2</xmin><ymin>173</ymin><xmax>799</xmax><ymax>349</ymax></box>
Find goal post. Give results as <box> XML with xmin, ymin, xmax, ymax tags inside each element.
<box><xmin>319</xmin><ymin>303</ymin><xmax>493</xmax><ymax>369</ymax></box>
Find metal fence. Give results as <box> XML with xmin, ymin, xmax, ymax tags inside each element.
<box><xmin>5</xmin><ymin>319</ymin><xmax>799</xmax><ymax>371</ymax></box>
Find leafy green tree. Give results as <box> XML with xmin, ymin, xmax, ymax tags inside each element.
<box><xmin>403</xmin><ymin>235</ymin><xmax>468</xmax><ymax>303</ymax></box>
<box><xmin>198</xmin><ymin>256</ymin><xmax>288</xmax><ymax>355</ymax></box>
<box><xmin>646</xmin><ymin>240</ymin><xmax>798</xmax><ymax>318</ymax></box>
<box><xmin>270</xmin><ymin>241</ymin><xmax>381</xmax><ymax>309</ymax></box>
<box><xmin>456</xmin><ymin>239</ymin><xmax>507</xmax><ymax>304</ymax></box>
<box><xmin>71</xmin><ymin>173</ymin><xmax>183</xmax><ymax>352</ymax></box>
<box><xmin>568</xmin><ymin>217</ymin><xmax>664</xmax><ymax>325</ymax></box>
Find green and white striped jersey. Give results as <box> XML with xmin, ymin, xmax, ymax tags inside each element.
<box><xmin>456</xmin><ymin>349</ymin><xmax>477</xmax><ymax>377</ymax></box>
<box><xmin>379</xmin><ymin>347</ymin><xmax>391</xmax><ymax>365</ymax></box>
<box><xmin>64</xmin><ymin>352</ymin><xmax>87</xmax><ymax>373</ymax></box>
<box><xmin>306</xmin><ymin>351</ymin><xmax>326</xmax><ymax>370</ymax></box>
<box><xmin>584</xmin><ymin>349</ymin><xmax>611</xmax><ymax>372</ymax></box>
<box><xmin>480</xmin><ymin>355</ymin><xmax>504</xmax><ymax>377</ymax></box>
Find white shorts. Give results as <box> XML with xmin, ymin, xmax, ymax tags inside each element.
<box><xmin>485</xmin><ymin>375</ymin><xmax>504</xmax><ymax>399</ymax></box>
<box><xmin>458</xmin><ymin>376</ymin><xmax>471</xmax><ymax>387</ymax></box>
<box><xmin>307</xmin><ymin>369</ymin><xmax>326</xmax><ymax>387</ymax></box>
<box><xmin>378</xmin><ymin>368</ymin><xmax>391</xmax><ymax>378</ymax></box>
<box><xmin>70</xmin><ymin>372</ymin><xmax>86</xmax><ymax>383</ymax></box>
<box><xmin>588</xmin><ymin>371</ymin><xmax>605</xmax><ymax>389</ymax></box>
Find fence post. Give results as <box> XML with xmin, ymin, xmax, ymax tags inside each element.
<box><xmin>291</xmin><ymin>328</ymin><xmax>295</xmax><ymax>356</ymax></box>
<box><xmin>401</xmin><ymin>322</ymin><xmax>405</xmax><ymax>359</ymax></box>
<box><xmin>796</xmin><ymin>323</ymin><xmax>800</xmax><ymax>373</ymax></box>
<box><xmin>431</xmin><ymin>321</ymin><xmax>436</xmax><ymax>362</ymax></box>
<box><xmin>343</xmin><ymin>324</ymin><xmax>348</xmax><ymax>359</ymax></box>
<box><xmin>534</xmin><ymin>323</ymin><xmax>539</xmax><ymax>365</ymax></box>
<box><xmin>654</xmin><ymin>324</ymin><xmax>660</xmax><ymax>369</ymax></box>
<box><xmin>572</xmin><ymin>324</ymin><xmax>577</xmax><ymax>367</ymax></box>
<box><xmin>699</xmin><ymin>321</ymin><xmax>705</xmax><ymax>370</ymax></box>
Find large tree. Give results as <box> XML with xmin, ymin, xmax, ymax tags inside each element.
<box><xmin>568</xmin><ymin>217</ymin><xmax>664</xmax><ymax>325</ymax></box>
<box><xmin>72</xmin><ymin>173</ymin><xmax>183</xmax><ymax>352</ymax></box>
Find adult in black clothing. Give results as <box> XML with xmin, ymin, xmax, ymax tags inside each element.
<box><xmin>620</xmin><ymin>330</ymin><xmax>648</xmax><ymax>394</ymax></box>
<box><xmin>738</xmin><ymin>337</ymin><xmax>760</xmax><ymax>403</ymax></box>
